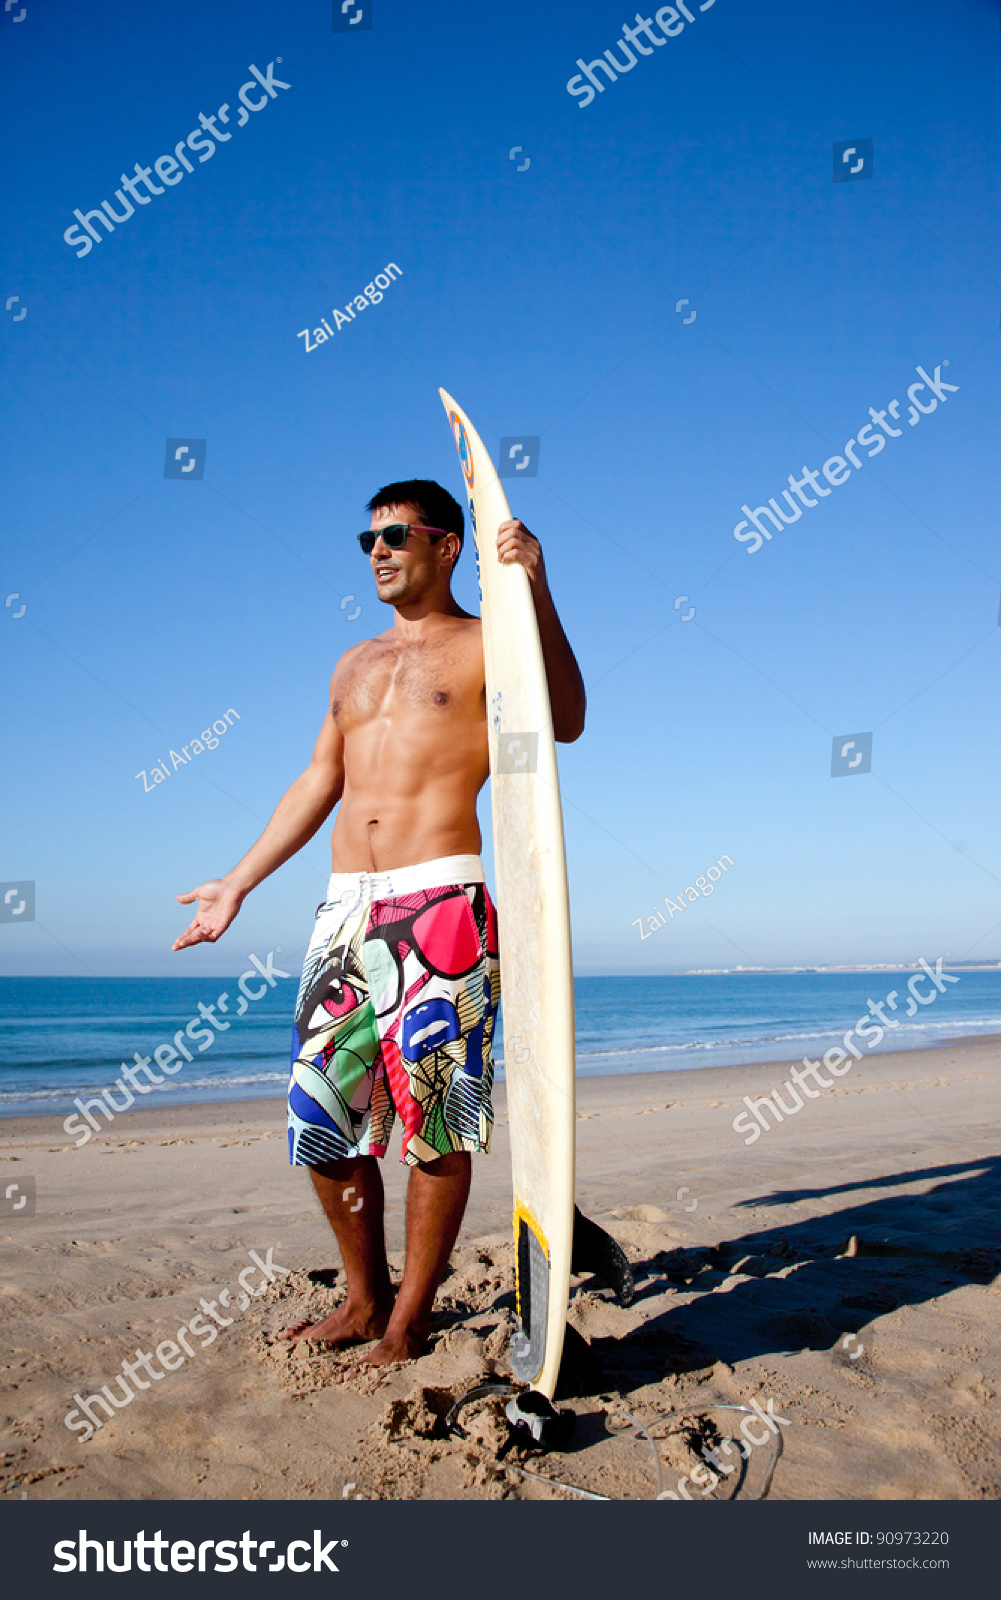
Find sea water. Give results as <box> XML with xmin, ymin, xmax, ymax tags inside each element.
<box><xmin>1</xmin><ymin>970</ymin><xmax>999</xmax><ymax>1121</ymax></box>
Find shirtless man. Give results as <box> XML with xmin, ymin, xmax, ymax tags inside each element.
<box><xmin>172</xmin><ymin>478</ymin><xmax>585</xmax><ymax>1365</ymax></box>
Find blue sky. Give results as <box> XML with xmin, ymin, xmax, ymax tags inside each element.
<box><xmin>2</xmin><ymin>0</ymin><xmax>999</xmax><ymax>977</ymax></box>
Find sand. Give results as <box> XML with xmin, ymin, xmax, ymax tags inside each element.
<box><xmin>2</xmin><ymin>1036</ymin><xmax>999</xmax><ymax>1502</ymax></box>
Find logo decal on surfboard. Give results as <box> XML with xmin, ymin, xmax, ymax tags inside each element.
<box><xmin>449</xmin><ymin>411</ymin><xmax>475</xmax><ymax>490</ymax></box>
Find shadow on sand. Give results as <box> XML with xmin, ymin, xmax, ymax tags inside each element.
<box><xmin>590</xmin><ymin>1153</ymin><xmax>1001</xmax><ymax>1390</ymax></box>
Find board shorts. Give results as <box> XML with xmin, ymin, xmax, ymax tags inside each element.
<box><xmin>288</xmin><ymin>855</ymin><xmax>500</xmax><ymax>1169</ymax></box>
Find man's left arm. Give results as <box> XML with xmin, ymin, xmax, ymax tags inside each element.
<box><xmin>497</xmin><ymin>519</ymin><xmax>586</xmax><ymax>742</ymax></box>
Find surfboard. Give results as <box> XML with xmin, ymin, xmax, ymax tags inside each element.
<box><xmin>440</xmin><ymin>388</ymin><xmax>576</xmax><ymax>1400</ymax></box>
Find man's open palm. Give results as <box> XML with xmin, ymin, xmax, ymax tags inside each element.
<box><xmin>172</xmin><ymin>880</ymin><xmax>244</xmax><ymax>950</ymax></box>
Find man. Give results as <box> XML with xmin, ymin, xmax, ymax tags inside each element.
<box><xmin>172</xmin><ymin>478</ymin><xmax>586</xmax><ymax>1365</ymax></box>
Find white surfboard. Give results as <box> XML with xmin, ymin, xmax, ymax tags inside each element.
<box><xmin>439</xmin><ymin>388</ymin><xmax>576</xmax><ymax>1400</ymax></box>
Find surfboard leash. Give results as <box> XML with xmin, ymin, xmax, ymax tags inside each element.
<box><xmin>445</xmin><ymin>1381</ymin><xmax>611</xmax><ymax>1501</ymax></box>
<box><xmin>445</xmin><ymin>1386</ymin><xmax>783</xmax><ymax>1501</ymax></box>
<box><xmin>641</xmin><ymin>1403</ymin><xmax>785</xmax><ymax>1501</ymax></box>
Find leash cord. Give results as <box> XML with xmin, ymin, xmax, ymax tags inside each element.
<box><xmin>444</xmin><ymin>1385</ymin><xmax>783</xmax><ymax>1502</ymax></box>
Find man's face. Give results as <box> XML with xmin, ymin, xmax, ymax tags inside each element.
<box><xmin>368</xmin><ymin>503</ymin><xmax>455</xmax><ymax>606</ymax></box>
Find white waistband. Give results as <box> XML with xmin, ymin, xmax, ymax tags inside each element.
<box><xmin>325</xmin><ymin>854</ymin><xmax>484</xmax><ymax>903</ymax></box>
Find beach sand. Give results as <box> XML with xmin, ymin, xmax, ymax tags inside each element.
<box><xmin>2</xmin><ymin>1036</ymin><xmax>999</xmax><ymax>1502</ymax></box>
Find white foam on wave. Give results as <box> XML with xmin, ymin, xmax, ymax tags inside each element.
<box><xmin>0</xmin><ymin>1071</ymin><xmax>289</xmax><ymax>1104</ymax></box>
<box><xmin>564</xmin><ymin>1015</ymin><xmax>1001</xmax><ymax>1060</ymax></box>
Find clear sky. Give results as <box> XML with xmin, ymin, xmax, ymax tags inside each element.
<box><xmin>2</xmin><ymin>0</ymin><xmax>999</xmax><ymax>978</ymax></box>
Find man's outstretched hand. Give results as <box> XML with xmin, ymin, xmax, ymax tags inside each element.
<box><xmin>172</xmin><ymin>880</ymin><xmax>244</xmax><ymax>951</ymax></box>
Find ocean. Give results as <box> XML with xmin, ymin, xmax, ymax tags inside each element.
<box><xmin>1</xmin><ymin>968</ymin><xmax>998</xmax><ymax>1123</ymax></box>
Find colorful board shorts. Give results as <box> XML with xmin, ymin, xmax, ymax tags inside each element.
<box><xmin>288</xmin><ymin>855</ymin><xmax>500</xmax><ymax>1169</ymax></box>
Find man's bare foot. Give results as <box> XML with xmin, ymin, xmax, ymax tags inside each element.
<box><xmin>277</xmin><ymin>1298</ymin><xmax>393</xmax><ymax>1346</ymax></box>
<box><xmin>355</xmin><ymin>1327</ymin><xmax>429</xmax><ymax>1367</ymax></box>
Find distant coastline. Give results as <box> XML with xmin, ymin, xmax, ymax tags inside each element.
<box><xmin>684</xmin><ymin>961</ymin><xmax>1000</xmax><ymax>975</ymax></box>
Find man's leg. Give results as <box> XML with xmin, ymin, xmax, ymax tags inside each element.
<box><xmin>278</xmin><ymin>1154</ymin><xmax>395</xmax><ymax>1343</ymax></box>
<box><xmin>363</xmin><ymin>1151</ymin><xmax>471</xmax><ymax>1365</ymax></box>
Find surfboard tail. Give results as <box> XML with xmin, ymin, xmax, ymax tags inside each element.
<box><xmin>510</xmin><ymin>1202</ymin><xmax>549</xmax><ymax>1382</ymax></box>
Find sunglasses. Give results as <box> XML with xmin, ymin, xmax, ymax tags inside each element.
<box><xmin>357</xmin><ymin>522</ymin><xmax>450</xmax><ymax>554</ymax></box>
<box><xmin>365</xmin><ymin>885</ymin><xmax>487</xmax><ymax>1023</ymax></box>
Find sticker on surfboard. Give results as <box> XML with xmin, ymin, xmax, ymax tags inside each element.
<box><xmin>448</xmin><ymin>408</ymin><xmax>482</xmax><ymax>596</ymax></box>
<box><xmin>449</xmin><ymin>411</ymin><xmax>475</xmax><ymax>491</ymax></box>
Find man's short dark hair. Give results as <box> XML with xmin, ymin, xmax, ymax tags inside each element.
<box><xmin>366</xmin><ymin>479</ymin><xmax>465</xmax><ymax>554</ymax></box>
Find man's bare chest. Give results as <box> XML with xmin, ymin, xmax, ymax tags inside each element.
<box><xmin>332</xmin><ymin>637</ymin><xmax>483</xmax><ymax>729</ymax></box>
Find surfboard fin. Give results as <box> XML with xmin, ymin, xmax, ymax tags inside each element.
<box><xmin>571</xmin><ymin>1206</ymin><xmax>635</xmax><ymax>1306</ymax></box>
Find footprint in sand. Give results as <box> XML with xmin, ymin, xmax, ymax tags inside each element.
<box><xmin>613</xmin><ymin>1204</ymin><xmax>669</xmax><ymax>1223</ymax></box>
